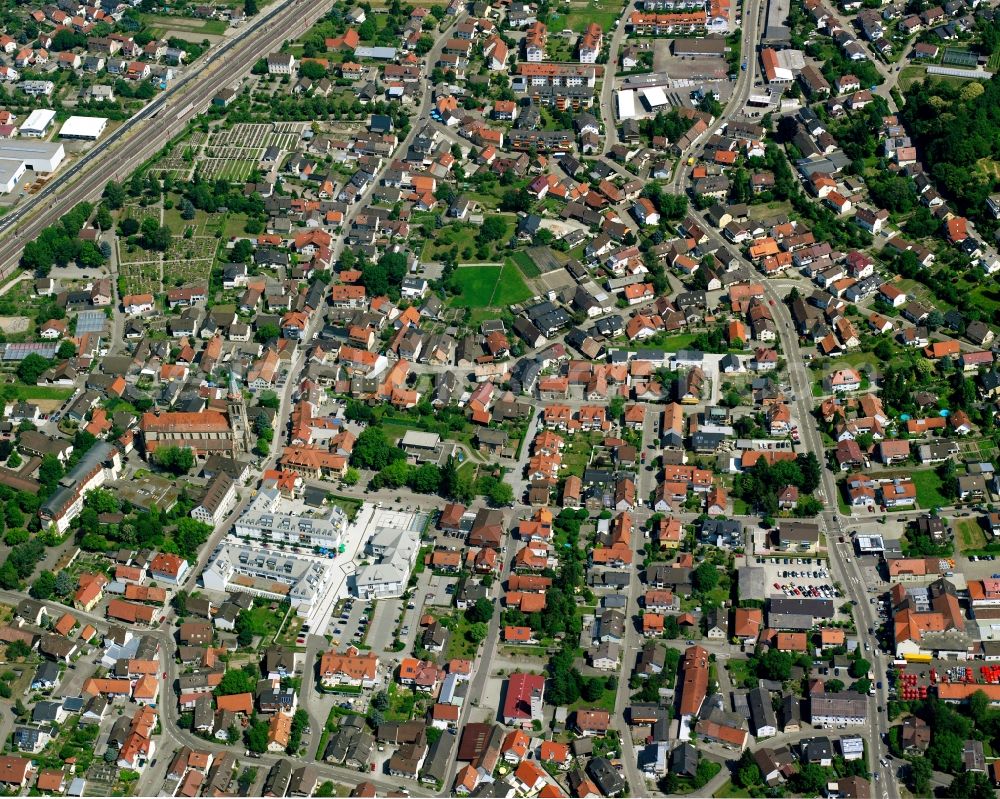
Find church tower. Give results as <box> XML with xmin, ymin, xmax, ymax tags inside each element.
<box><xmin>227</xmin><ymin>370</ymin><xmax>253</xmax><ymax>455</ymax></box>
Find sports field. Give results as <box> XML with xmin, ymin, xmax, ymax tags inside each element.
<box><xmin>448</xmin><ymin>263</ymin><xmax>533</xmax><ymax>308</ymax></box>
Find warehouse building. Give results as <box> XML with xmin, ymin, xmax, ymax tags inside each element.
<box><xmin>0</xmin><ymin>140</ymin><xmax>65</xmax><ymax>173</ymax></box>
<box><xmin>59</xmin><ymin>116</ymin><xmax>107</xmax><ymax>141</ymax></box>
<box><xmin>20</xmin><ymin>109</ymin><xmax>56</xmax><ymax>138</ymax></box>
<box><xmin>0</xmin><ymin>158</ymin><xmax>26</xmax><ymax>194</ymax></box>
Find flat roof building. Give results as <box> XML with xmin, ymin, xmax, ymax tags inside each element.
<box><xmin>617</xmin><ymin>89</ymin><xmax>636</xmax><ymax>120</ymax></box>
<box><xmin>59</xmin><ymin>116</ymin><xmax>108</xmax><ymax>140</ymax></box>
<box><xmin>0</xmin><ymin>140</ymin><xmax>65</xmax><ymax>173</ymax></box>
<box><xmin>0</xmin><ymin>158</ymin><xmax>26</xmax><ymax>194</ymax></box>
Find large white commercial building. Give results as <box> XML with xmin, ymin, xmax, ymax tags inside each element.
<box><xmin>202</xmin><ymin>539</ymin><xmax>337</xmax><ymax>617</ymax></box>
<box><xmin>59</xmin><ymin>115</ymin><xmax>107</xmax><ymax>140</ymax></box>
<box><xmin>0</xmin><ymin>158</ymin><xmax>26</xmax><ymax>194</ymax></box>
<box><xmin>20</xmin><ymin>109</ymin><xmax>56</xmax><ymax>138</ymax></box>
<box><xmin>640</xmin><ymin>86</ymin><xmax>669</xmax><ymax>109</ymax></box>
<box><xmin>352</xmin><ymin>509</ymin><xmax>423</xmax><ymax>600</ymax></box>
<box><xmin>617</xmin><ymin>89</ymin><xmax>636</xmax><ymax>120</ymax></box>
<box><xmin>233</xmin><ymin>487</ymin><xmax>347</xmax><ymax>550</ymax></box>
<box><xmin>0</xmin><ymin>140</ymin><xmax>65</xmax><ymax>173</ymax></box>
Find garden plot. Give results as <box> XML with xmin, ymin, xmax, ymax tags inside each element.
<box><xmin>199</xmin><ymin>123</ymin><xmax>308</xmax><ymax>179</ymax></box>
<box><xmin>162</xmin><ymin>236</ymin><xmax>216</xmax><ymax>287</ymax></box>
<box><xmin>209</xmin><ymin>122</ymin><xmax>304</xmax><ymax>151</ymax></box>
<box><xmin>118</xmin><ymin>254</ymin><xmax>161</xmax><ymax>296</ymax></box>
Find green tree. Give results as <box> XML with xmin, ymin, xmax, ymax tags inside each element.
<box><xmin>246</xmin><ymin>719</ymin><xmax>270</xmax><ymax>753</ymax></box>
<box><xmin>488</xmin><ymin>481</ymin><xmax>514</xmax><ymax>506</ymax></box>
<box><xmin>945</xmin><ymin>771</ymin><xmax>995</xmax><ymax>799</ymax></box>
<box><xmin>343</xmin><ymin>467</ymin><xmax>360</xmax><ymax>486</ymax></box>
<box><xmin>255</xmin><ymin>323</ymin><xmax>280</xmax><ymax>343</ymax></box>
<box><xmin>299</xmin><ymin>60</ymin><xmax>326</xmax><ymax>80</ymax></box>
<box><xmin>38</xmin><ymin>454</ymin><xmax>63</xmax><ymax>491</ymax></box>
<box><xmin>734</xmin><ymin>750</ymin><xmax>762</xmax><ymax>788</ymax></box>
<box><xmin>5</xmin><ymin>640</ymin><xmax>29</xmax><ymax>659</ymax></box>
<box><xmin>849</xmin><ymin>657</ymin><xmax>871</xmax><ymax>679</ymax></box>
<box><xmin>466</xmin><ymin>597</ymin><xmax>494</xmax><ymax>624</ymax></box>
<box><xmin>439</xmin><ymin>455</ymin><xmax>459</xmax><ymax>499</ymax></box>
<box><xmin>350</xmin><ymin>427</ymin><xmax>402</xmax><ymax>471</ymax></box>
<box><xmin>790</xmin><ymin>763</ymin><xmax>828</xmax><ymax>795</ymax></box>
<box><xmin>467</xmin><ymin>622</ymin><xmax>488</xmax><ymax>643</ymax></box>
<box><xmin>154</xmin><ymin>446</ymin><xmax>195</xmax><ymax>475</ymax></box>
<box><xmin>103</xmin><ymin>180</ymin><xmax>126</xmax><ymax>209</ymax></box>
<box><xmin>909</xmin><ymin>758</ymin><xmax>932</xmax><ymax>795</ymax></box>
<box><xmin>16</xmin><ymin>353</ymin><xmax>51</xmax><ymax>384</ymax></box>
<box><xmin>235</xmin><ymin>612</ymin><xmax>254</xmax><ymax>647</ymax></box>
<box><xmin>756</xmin><ymin>648</ymin><xmax>792</xmax><ymax>681</ymax></box>
<box><xmin>95</xmin><ymin>205</ymin><xmax>113</xmax><ymax>231</ymax></box>
<box><xmin>408</xmin><ymin>463</ymin><xmax>441</xmax><ymax>494</ymax></box>
<box><xmin>478</xmin><ymin>216</ymin><xmax>508</xmax><ymax>244</ymax></box>
<box><xmin>215</xmin><ymin>668</ymin><xmax>255</xmax><ymax>696</ymax></box>
<box><xmin>928</xmin><ymin>730</ymin><xmax>965</xmax><ymax>773</ymax></box>
<box><xmin>969</xmin><ymin>689</ymin><xmax>990</xmax><ymax>725</ymax></box>
<box><xmin>29</xmin><ymin>570</ymin><xmax>55</xmax><ymax>600</ymax></box>
<box><xmin>692</xmin><ymin>562</ymin><xmax>719</xmax><ymax>593</ymax></box>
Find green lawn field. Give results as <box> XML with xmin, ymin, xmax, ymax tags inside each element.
<box><xmin>448</xmin><ymin>263</ymin><xmax>533</xmax><ymax>308</ymax></box>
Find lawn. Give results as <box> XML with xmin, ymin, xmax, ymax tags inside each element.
<box><xmin>968</xmin><ymin>283</ymin><xmax>1000</xmax><ymax>317</ymax></box>
<box><xmin>910</xmin><ymin>468</ymin><xmax>950</xmax><ymax>509</ymax></box>
<box><xmin>568</xmin><ymin>684</ymin><xmax>618</xmax><ymax>714</ymax></box>
<box><xmin>443</xmin><ymin>613</ymin><xmax>481</xmax><ymax>661</ymax></box>
<box><xmin>327</xmin><ymin>494</ymin><xmax>362</xmax><ymax>523</ymax></box>
<box><xmin>714</xmin><ymin>780</ymin><xmax>752</xmax><ymax>798</ymax></box>
<box><xmin>447</xmin><ymin>263</ymin><xmax>533</xmax><ymax>309</ymax></box>
<box><xmin>139</xmin><ymin>12</ymin><xmax>228</xmax><ymax>35</ymax></box>
<box><xmin>11</xmin><ymin>385</ymin><xmax>73</xmax><ymax>401</ymax></box>
<box><xmin>547</xmin><ymin>0</ymin><xmax>625</xmax><ymax>32</ymax></box>
<box><xmin>386</xmin><ymin>682</ymin><xmax>417</xmax><ymax>721</ymax></box>
<box><xmin>956</xmin><ymin>518</ymin><xmax>987</xmax><ymax>552</ymax></box>
<box><xmin>622</xmin><ymin>331</ymin><xmax>700</xmax><ymax>353</ymax></box>
<box><xmin>421</xmin><ymin>224</ymin><xmax>477</xmax><ymax>261</ymax></box>
<box><xmin>726</xmin><ymin>658</ymin><xmax>754</xmax><ymax>689</ymax></box>
<box><xmin>243</xmin><ymin>602</ymin><xmax>283</xmax><ymax>645</ymax></box>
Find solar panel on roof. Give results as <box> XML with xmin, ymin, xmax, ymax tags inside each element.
<box><xmin>0</xmin><ymin>342</ymin><xmax>59</xmax><ymax>361</ymax></box>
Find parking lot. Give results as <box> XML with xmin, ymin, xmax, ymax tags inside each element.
<box><xmin>323</xmin><ymin>595</ymin><xmax>372</xmax><ymax>649</ymax></box>
<box><xmin>754</xmin><ymin>554</ymin><xmax>840</xmax><ymax>600</ymax></box>
<box><xmin>366</xmin><ymin>597</ymin><xmax>402</xmax><ymax>655</ymax></box>
<box><xmin>424</xmin><ymin>574</ymin><xmax>460</xmax><ymax>608</ymax></box>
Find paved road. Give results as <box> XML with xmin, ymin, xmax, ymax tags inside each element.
<box><xmin>0</xmin><ymin>0</ymin><xmax>333</xmax><ymax>281</ymax></box>
<box><xmin>669</xmin><ymin>0</ymin><xmax>765</xmax><ymax>194</ymax></box>
<box><xmin>599</xmin><ymin>2</ymin><xmax>634</xmax><ymax>156</ymax></box>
